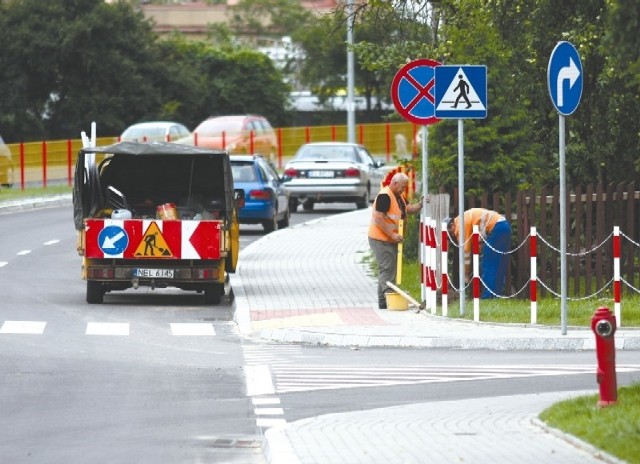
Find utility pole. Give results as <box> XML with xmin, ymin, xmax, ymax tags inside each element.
<box><xmin>346</xmin><ymin>0</ymin><xmax>356</xmax><ymax>143</ymax></box>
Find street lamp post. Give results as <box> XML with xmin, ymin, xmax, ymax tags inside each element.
<box><xmin>346</xmin><ymin>0</ymin><xmax>355</xmax><ymax>143</ymax></box>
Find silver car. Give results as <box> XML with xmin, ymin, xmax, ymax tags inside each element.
<box><xmin>283</xmin><ymin>142</ymin><xmax>387</xmax><ymax>211</ymax></box>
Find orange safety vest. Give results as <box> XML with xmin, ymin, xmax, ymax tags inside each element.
<box><xmin>368</xmin><ymin>186</ymin><xmax>406</xmax><ymax>243</ymax></box>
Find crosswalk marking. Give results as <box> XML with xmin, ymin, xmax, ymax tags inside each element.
<box><xmin>0</xmin><ymin>320</ymin><xmax>46</xmax><ymax>334</ymax></box>
<box><xmin>170</xmin><ymin>323</ymin><xmax>215</xmax><ymax>336</ymax></box>
<box><xmin>269</xmin><ymin>364</ymin><xmax>640</xmax><ymax>393</ymax></box>
<box><xmin>86</xmin><ymin>322</ymin><xmax>130</xmax><ymax>336</ymax></box>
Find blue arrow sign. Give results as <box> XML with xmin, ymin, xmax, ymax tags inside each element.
<box><xmin>98</xmin><ymin>225</ymin><xmax>129</xmax><ymax>256</ymax></box>
<box><xmin>434</xmin><ymin>66</ymin><xmax>487</xmax><ymax>119</ymax></box>
<box><xmin>547</xmin><ymin>41</ymin><xmax>583</xmax><ymax>115</ymax></box>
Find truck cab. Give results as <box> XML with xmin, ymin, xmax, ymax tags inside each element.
<box><xmin>72</xmin><ymin>141</ymin><xmax>242</xmax><ymax>304</ymax></box>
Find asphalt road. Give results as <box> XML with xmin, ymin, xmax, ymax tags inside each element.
<box><xmin>2</xmin><ymin>202</ymin><xmax>639</xmax><ymax>463</ymax></box>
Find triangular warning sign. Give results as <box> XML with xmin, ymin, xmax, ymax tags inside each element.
<box><xmin>436</xmin><ymin>68</ymin><xmax>486</xmax><ymax>111</ymax></box>
<box><xmin>134</xmin><ymin>222</ymin><xmax>173</xmax><ymax>257</ymax></box>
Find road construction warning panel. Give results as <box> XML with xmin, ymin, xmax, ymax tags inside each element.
<box><xmin>435</xmin><ymin>65</ymin><xmax>487</xmax><ymax>119</ymax></box>
<box><xmin>84</xmin><ymin>219</ymin><xmax>222</xmax><ymax>259</ymax></box>
<box><xmin>134</xmin><ymin>222</ymin><xmax>173</xmax><ymax>257</ymax></box>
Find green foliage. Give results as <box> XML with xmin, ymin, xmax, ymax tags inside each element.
<box><xmin>346</xmin><ymin>0</ymin><xmax>640</xmax><ymax>193</ymax></box>
<box><xmin>0</xmin><ymin>0</ymin><xmax>291</xmax><ymax>142</ymax></box>
<box><xmin>540</xmin><ymin>384</ymin><xmax>640</xmax><ymax>464</ymax></box>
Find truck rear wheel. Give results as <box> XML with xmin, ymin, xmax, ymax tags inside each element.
<box><xmin>203</xmin><ymin>284</ymin><xmax>223</xmax><ymax>305</ymax></box>
<box><xmin>86</xmin><ymin>281</ymin><xmax>104</xmax><ymax>304</ymax></box>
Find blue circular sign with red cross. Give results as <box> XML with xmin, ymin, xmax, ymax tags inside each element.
<box><xmin>391</xmin><ymin>59</ymin><xmax>441</xmax><ymax>125</ymax></box>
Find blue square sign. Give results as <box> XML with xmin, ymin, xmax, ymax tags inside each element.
<box><xmin>435</xmin><ymin>65</ymin><xmax>487</xmax><ymax>119</ymax></box>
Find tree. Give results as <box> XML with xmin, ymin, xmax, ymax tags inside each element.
<box><xmin>0</xmin><ymin>0</ymin><xmax>291</xmax><ymax>141</ymax></box>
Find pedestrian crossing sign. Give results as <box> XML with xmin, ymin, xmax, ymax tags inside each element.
<box><xmin>134</xmin><ymin>222</ymin><xmax>173</xmax><ymax>257</ymax></box>
<box><xmin>435</xmin><ymin>65</ymin><xmax>487</xmax><ymax>119</ymax></box>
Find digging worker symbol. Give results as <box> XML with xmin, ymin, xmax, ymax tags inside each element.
<box><xmin>143</xmin><ymin>232</ymin><xmax>158</xmax><ymax>256</ymax></box>
<box><xmin>453</xmin><ymin>74</ymin><xmax>472</xmax><ymax>109</ymax></box>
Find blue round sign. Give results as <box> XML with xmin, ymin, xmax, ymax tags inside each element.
<box><xmin>547</xmin><ymin>41</ymin><xmax>583</xmax><ymax>116</ymax></box>
<box><xmin>391</xmin><ymin>59</ymin><xmax>441</xmax><ymax>125</ymax></box>
<box><xmin>98</xmin><ymin>225</ymin><xmax>129</xmax><ymax>256</ymax></box>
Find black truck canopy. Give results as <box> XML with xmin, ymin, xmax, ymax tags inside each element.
<box><xmin>73</xmin><ymin>141</ymin><xmax>234</xmax><ymax>230</ymax></box>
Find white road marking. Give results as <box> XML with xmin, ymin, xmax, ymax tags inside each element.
<box><xmin>86</xmin><ymin>322</ymin><xmax>130</xmax><ymax>336</ymax></box>
<box><xmin>254</xmin><ymin>407</ymin><xmax>284</xmax><ymax>415</ymax></box>
<box><xmin>0</xmin><ymin>321</ymin><xmax>46</xmax><ymax>334</ymax></box>
<box><xmin>245</xmin><ymin>365</ymin><xmax>275</xmax><ymax>396</ymax></box>
<box><xmin>0</xmin><ymin>262</ymin><xmax>7</xmax><ymax>268</ymax></box>
<box><xmin>43</xmin><ymin>239</ymin><xmax>60</xmax><ymax>246</ymax></box>
<box><xmin>170</xmin><ymin>323</ymin><xmax>215</xmax><ymax>336</ymax></box>
<box><xmin>16</xmin><ymin>250</ymin><xmax>31</xmax><ymax>256</ymax></box>
<box><xmin>256</xmin><ymin>418</ymin><xmax>287</xmax><ymax>428</ymax></box>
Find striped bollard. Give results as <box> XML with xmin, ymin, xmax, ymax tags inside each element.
<box><xmin>441</xmin><ymin>220</ymin><xmax>449</xmax><ymax>317</ymax></box>
<box><xmin>613</xmin><ymin>226</ymin><xmax>621</xmax><ymax>326</ymax></box>
<box><xmin>530</xmin><ymin>227</ymin><xmax>537</xmax><ymax>324</ymax></box>
<box><xmin>420</xmin><ymin>213</ymin><xmax>426</xmax><ymax>304</ymax></box>
<box><xmin>429</xmin><ymin>219</ymin><xmax>438</xmax><ymax>314</ymax></box>
<box><xmin>472</xmin><ymin>225</ymin><xmax>480</xmax><ymax>322</ymax></box>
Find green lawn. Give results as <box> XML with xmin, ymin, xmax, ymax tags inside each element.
<box><xmin>399</xmin><ymin>260</ymin><xmax>640</xmax><ymax>327</ymax></box>
<box><xmin>540</xmin><ymin>383</ymin><xmax>640</xmax><ymax>464</ymax></box>
<box><xmin>0</xmin><ymin>185</ymin><xmax>72</xmax><ymax>201</ymax></box>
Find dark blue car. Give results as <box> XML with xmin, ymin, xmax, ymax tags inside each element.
<box><xmin>230</xmin><ymin>155</ymin><xmax>290</xmax><ymax>232</ymax></box>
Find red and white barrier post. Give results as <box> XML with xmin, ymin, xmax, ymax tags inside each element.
<box><xmin>429</xmin><ymin>219</ymin><xmax>438</xmax><ymax>314</ymax></box>
<box><xmin>472</xmin><ymin>225</ymin><xmax>480</xmax><ymax>322</ymax></box>
<box><xmin>441</xmin><ymin>219</ymin><xmax>449</xmax><ymax>317</ymax></box>
<box><xmin>613</xmin><ymin>226</ymin><xmax>621</xmax><ymax>326</ymax></box>
<box><xmin>530</xmin><ymin>226</ymin><xmax>537</xmax><ymax>324</ymax></box>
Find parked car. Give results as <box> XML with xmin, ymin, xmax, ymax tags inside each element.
<box><xmin>230</xmin><ymin>154</ymin><xmax>290</xmax><ymax>232</ymax></box>
<box><xmin>282</xmin><ymin>142</ymin><xmax>387</xmax><ymax>211</ymax></box>
<box><xmin>0</xmin><ymin>135</ymin><xmax>14</xmax><ymax>187</ymax></box>
<box><xmin>180</xmin><ymin>115</ymin><xmax>277</xmax><ymax>163</ymax></box>
<box><xmin>120</xmin><ymin>121</ymin><xmax>191</xmax><ymax>143</ymax></box>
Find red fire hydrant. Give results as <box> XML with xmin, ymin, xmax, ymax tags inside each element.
<box><xmin>591</xmin><ymin>307</ymin><xmax>618</xmax><ymax>407</ymax></box>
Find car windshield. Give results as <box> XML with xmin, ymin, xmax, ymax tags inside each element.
<box><xmin>122</xmin><ymin>126</ymin><xmax>163</xmax><ymax>139</ymax></box>
<box><xmin>231</xmin><ymin>164</ymin><xmax>257</xmax><ymax>182</ymax></box>
<box><xmin>296</xmin><ymin>146</ymin><xmax>357</xmax><ymax>162</ymax></box>
<box><xmin>198</xmin><ymin>118</ymin><xmax>244</xmax><ymax>136</ymax></box>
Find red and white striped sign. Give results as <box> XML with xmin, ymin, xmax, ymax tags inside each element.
<box><xmin>85</xmin><ymin>218</ymin><xmax>221</xmax><ymax>260</ymax></box>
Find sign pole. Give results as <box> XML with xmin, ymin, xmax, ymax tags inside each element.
<box><xmin>457</xmin><ymin>119</ymin><xmax>465</xmax><ymax>316</ymax></box>
<box><xmin>422</xmin><ymin>125</ymin><xmax>428</xmax><ymax>213</ymax></box>
<box><xmin>547</xmin><ymin>41</ymin><xmax>582</xmax><ymax>335</ymax></box>
<box><xmin>559</xmin><ymin>114</ymin><xmax>567</xmax><ymax>334</ymax></box>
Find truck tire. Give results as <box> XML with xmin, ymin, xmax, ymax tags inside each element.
<box><xmin>204</xmin><ymin>284</ymin><xmax>223</xmax><ymax>305</ymax></box>
<box><xmin>86</xmin><ymin>281</ymin><xmax>104</xmax><ymax>304</ymax></box>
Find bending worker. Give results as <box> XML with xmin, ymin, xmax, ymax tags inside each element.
<box><xmin>446</xmin><ymin>208</ymin><xmax>511</xmax><ymax>299</ymax></box>
<box><xmin>368</xmin><ymin>172</ymin><xmax>423</xmax><ymax>309</ymax></box>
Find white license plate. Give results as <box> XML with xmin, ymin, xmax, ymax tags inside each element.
<box><xmin>309</xmin><ymin>170</ymin><xmax>334</xmax><ymax>178</ymax></box>
<box><xmin>133</xmin><ymin>268</ymin><xmax>174</xmax><ymax>278</ymax></box>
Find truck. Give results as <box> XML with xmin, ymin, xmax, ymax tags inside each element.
<box><xmin>72</xmin><ymin>141</ymin><xmax>242</xmax><ymax>305</ymax></box>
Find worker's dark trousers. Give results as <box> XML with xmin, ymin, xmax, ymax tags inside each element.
<box><xmin>481</xmin><ymin>220</ymin><xmax>511</xmax><ymax>298</ymax></box>
<box><xmin>368</xmin><ymin>237</ymin><xmax>398</xmax><ymax>305</ymax></box>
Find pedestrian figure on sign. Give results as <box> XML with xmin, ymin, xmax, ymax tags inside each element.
<box><xmin>453</xmin><ymin>74</ymin><xmax>472</xmax><ymax>109</ymax></box>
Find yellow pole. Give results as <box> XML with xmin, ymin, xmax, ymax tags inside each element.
<box><xmin>396</xmin><ymin>219</ymin><xmax>404</xmax><ymax>285</ymax></box>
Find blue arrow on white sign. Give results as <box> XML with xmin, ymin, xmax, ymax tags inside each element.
<box><xmin>98</xmin><ymin>225</ymin><xmax>129</xmax><ymax>256</ymax></box>
<box><xmin>547</xmin><ymin>41</ymin><xmax>583</xmax><ymax>115</ymax></box>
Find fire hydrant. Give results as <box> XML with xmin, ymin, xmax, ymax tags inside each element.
<box><xmin>591</xmin><ymin>307</ymin><xmax>618</xmax><ymax>407</ymax></box>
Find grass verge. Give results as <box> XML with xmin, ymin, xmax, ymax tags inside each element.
<box><xmin>539</xmin><ymin>383</ymin><xmax>640</xmax><ymax>463</ymax></box>
<box><xmin>0</xmin><ymin>185</ymin><xmax>72</xmax><ymax>201</ymax></box>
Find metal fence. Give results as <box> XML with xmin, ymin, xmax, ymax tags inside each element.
<box><xmin>4</xmin><ymin>121</ymin><xmax>422</xmax><ymax>188</ymax></box>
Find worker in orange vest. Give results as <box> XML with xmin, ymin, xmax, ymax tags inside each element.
<box><xmin>446</xmin><ymin>208</ymin><xmax>511</xmax><ymax>298</ymax></box>
<box><xmin>368</xmin><ymin>172</ymin><xmax>423</xmax><ymax>309</ymax></box>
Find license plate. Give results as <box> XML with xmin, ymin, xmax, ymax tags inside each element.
<box><xmin>309</xmin><ymin>170</ymin><xmax>334</xmax><ymax>178</ymax></box>
<box><xmin>133</xmin><ymin>268</ymin><xmax>174</xmax><ymax>278</ymax></box>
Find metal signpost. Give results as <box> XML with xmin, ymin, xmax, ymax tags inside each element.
<box><xmin>435</xmin><ymin>65</ymin><xmax>488</xmax><ymax>316</ymax></box>
<box><xmin>547</xmin><ymin>41</ymin><xmax>583</xmax><ymax>335</ymax></box>
<box><xmin>391</xmin><ymin>58</ymin><xmax>441</xmax><ymax>303</ymax></box>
